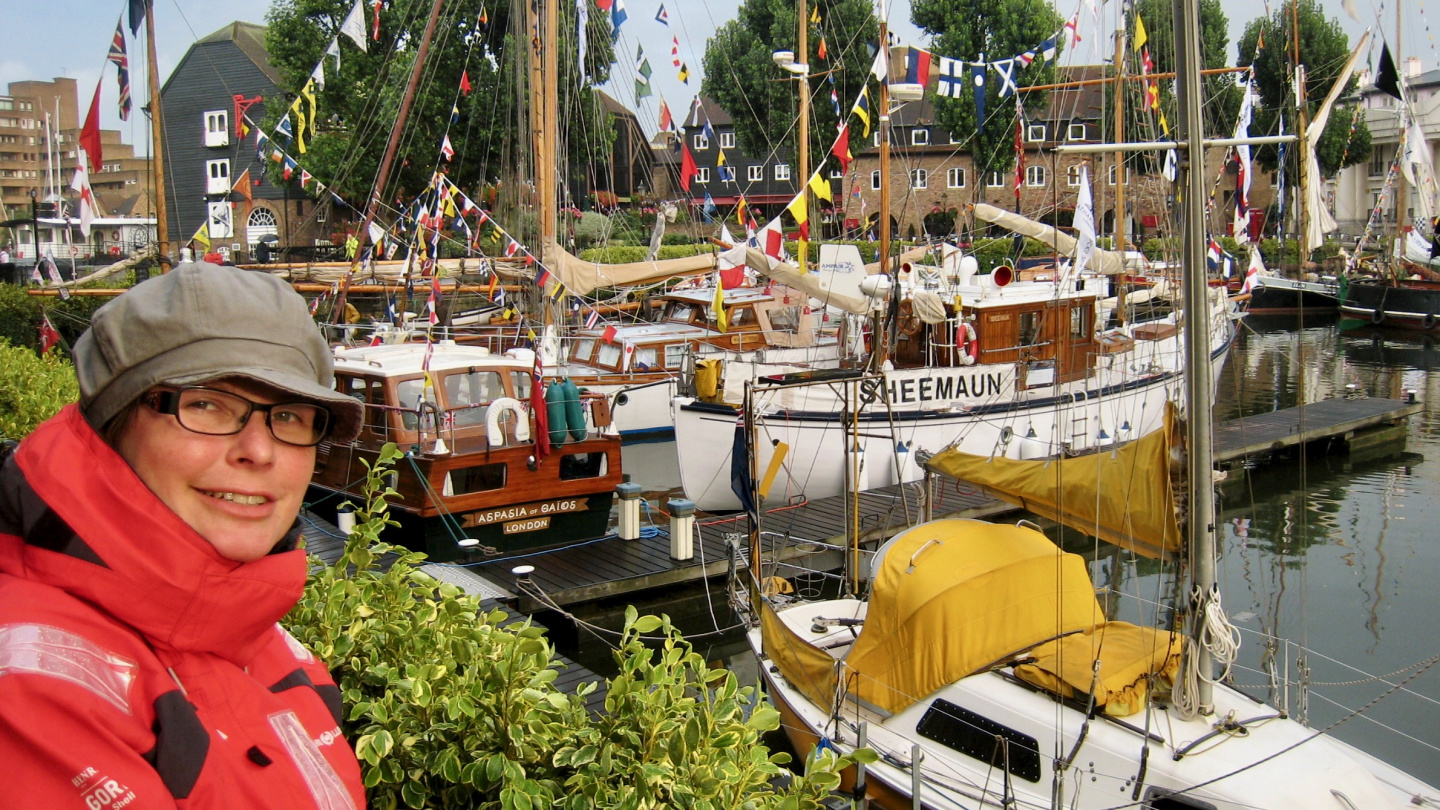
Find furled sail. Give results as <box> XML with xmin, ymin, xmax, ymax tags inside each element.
<box><xmin>1305</xmin><ymin>30</ymin><xmax>1369</xmax><ymax>250</ymax></box>
<box><xmin>972</xmin><ymin>204</ymin><xmax>1131</xmax><ymax>274</ymax></box>
<box><xmin>923</xmin><ymin>402</ymin><xmax>1184</xmax><ymax>560</ymax></box>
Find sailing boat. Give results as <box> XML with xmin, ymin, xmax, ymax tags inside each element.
<box><xmin>742</xmin><ymin>3</ymin><xmax>1440</xmax><ymax>806</ymax></box>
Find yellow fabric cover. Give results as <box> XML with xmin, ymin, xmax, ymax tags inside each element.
<box><xmin>760</xmin><ymin>600</ymin><xmax>838</xmax><ymax>711</ymax></box>
<box><xmin>1013</xmin><ymin>622</ymin><xmax>1183</xmax><ymax>717</ymax></box>
<box><xmin>925</xmin><ymin>402</ymin><xmax>1183</xmax><ymax>560</ymax></box>
<box><xmin>843</xmin><ymin>520</ymin><xmax>1104</xmax><ymax>714</ymax></box>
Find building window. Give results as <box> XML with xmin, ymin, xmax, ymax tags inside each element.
<box><xmin>1369</xmin><ymin>148</ymin><xmax>1387</xmax><ymax>177</ymax></box>
<box><xmin>830</xmin><ymin>167</ymin><xmax>844</xmax><ymax>179</ymax></box>
<box><xmin>246</xmin><ymin>206</ymin><xmax>278</xmax><ymax>248</ymax></box>
<box><xmin>204</xmin><ymin>111</ymin><xmax>229</xmax><ymax>148</ymax></box>
<box><xmin>207</xmin><ymin>201</ymin><xmax>234</xmax><ymax>239</ymax></box>
<box><xmin>871</xmin><ymin>170</ymin><xmax>882</xmax><ymax>190</ymax></box>
<box><xmin>719</xmin><ymin>166</ymin><xmax>735</xmax><ymax>182</ymax></box>
<box><xmin>1067</xmin><ymin>165</ymin><xmax>1083</xmax><ymax>186</ymax></box>
<box><xmin>874</xmin><ymin>131</ymin><xmax>882</xmax><ymax>147</ymax></box>
<box><xmin>1108</xmin><ymin>165</ymin><xmax>1128</xmax><ymax>185</ymax></box>
<box><xmin>748</xmin><ymin>165</ymin><xmax>764</xmax><ymax>182</ymax></box>
<box><xmin>910</xmin><ymin>169</ymin><xmax>928</xmax><ymax>189</ymax></box>
<box><xmin>774</xmin><ymin>164</ymin><xmax>791</xmax><ymax>181</ymax></box>
<box><xmin>696</xmin><ymin>167</ymin><xmax>710</xmax><ymax>183</ymax></box>
<box><xmin>1026</xmin><ymin>124</ymin><xmax>1046</xmax><ymax>142</ymax></box>
<box><xmin>949</xmin><ymin>132</ymin><xmax>963</xmax><ymax>145</ymax></box>
<box><xmin>1068</xmin><ymin>123</ymin><xmax>1086</xmax><ymax>141</ymax></box>
<box><xmin>719</xmin><ymin>131</ymin><xmax>735</xmax><ymax>149</ymax></box>
<box><xmin>295</xmin><ymin>198</ymin><xmax>304</xmax><ymax>216</ymax></box>
<box><xmin>205</xmin><ymin>159</ymin><xmax>230</xmax><ymax>195</ymax></box>
<box><xmin>947</xmin><ymin>167</ymin><xmax>967</xmax><ymax>188</ymax></box>
<box><xmin>693</xmin><ymin>133</ymin><xmax>709</xmax><ymax>150</ymax></box>
<box><xmin>987</xmin><ymin>170</ymin><xmax>1005</xmax><ymax>188</ymax></box>
<box><xmin>911</xmin><ymin>128</ymin><xmax>930</xmax><ymax>146</ymax></box>
<box><xmin>1026</xmin><ymin>166</ymin><xmax>1046</xmax><ymax>187</ymax></box>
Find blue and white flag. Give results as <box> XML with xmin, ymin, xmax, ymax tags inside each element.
<box><xmin>611</xmin><ymin>0</ymin><xmax>627</xmax><ymax>41</ymax></box>
<box><xmin>936</xmin><ymin>57</ymin><xmax>966</xmax><ymax>98</ymax></box>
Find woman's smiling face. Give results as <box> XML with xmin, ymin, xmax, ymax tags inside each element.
<box><xmin>113</xmin><ymin>379</ymin><xmax>316</xmax><ymax>562</ymax></box>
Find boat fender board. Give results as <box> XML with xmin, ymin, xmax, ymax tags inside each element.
<box><xmin>563</xmin><ymin>379</ymin><xmax>587</xmax><ymax>441</ymax></box>
<box><xmin>546</xmin><ymin>381</ymin><xmax>569</xmax><ymax>446</ymax></box>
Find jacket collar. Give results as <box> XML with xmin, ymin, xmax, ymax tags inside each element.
<box><xmin>2</xmin><ymin>405</ymin><xmax>306</xmax><ymax>665</ymax></box>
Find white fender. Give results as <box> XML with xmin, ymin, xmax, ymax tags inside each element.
<box><xmin>485</xmin><ymin>397</ymin><xmax>530</xmax><ymax>447</ymax></box>
<box><xmin>958</xmin><ymin>321</ymin><xmax>978</xmax><ymax>366</ymax></box>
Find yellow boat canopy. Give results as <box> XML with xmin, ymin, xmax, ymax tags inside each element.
<box><xmin>842</xmin><ymin>520</ymin><xmax>1104</xmax><ymax>715</ymax></box>
<box><xmin>923</xmin><ymin>402</ymin><xmax>1184</xmax><ymax>560</ymax></box>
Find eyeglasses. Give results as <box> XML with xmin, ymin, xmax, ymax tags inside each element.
<box><xmin>143</xmin><ymin>387</ymin><xmax>332</xmax><ymax>447</ymax></box>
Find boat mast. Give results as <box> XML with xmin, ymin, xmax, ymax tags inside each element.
<box><xmin>337</xmin><ymin>0</ymin><xmax>445</xmax><ymax>322</ymax></box>
<box><xmin>1393</xmin><ymin>0</ymin><xmax>1408</xmax><ymax>265</ymax></box>
<box><xmin>797</xmin><ymin>0</ymin><xmax>810</xmax><ymax>274</ymax></box>
<box><xmin>537</xmin><ymin>0</ymin><xmax>559</xmax><ymax>268</ymax></box>
<box><xmin>144</xmin><ymin>1</ymin><xmax>170</xmax><ymax>269</ymax></box>
<box><xmin>866</xmin><ymin>4</ymin><xmax>892</xmax><ymax>373</ymax></box>
<box><xmin>1112</xmin><ymin>4</ymin><xmax>1127</xmax><ymax>323</ymax></box>
<box><xmin>1174</xmin><ymin>0</ymin><xmax>1217</xmax><ymax>716</ymax></box>
<box><xmin>1293</xmin><ymin>0</ymin><xmax>1310</xmax><ymax>263</ymax></box>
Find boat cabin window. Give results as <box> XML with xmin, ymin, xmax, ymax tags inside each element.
<box><xmin>337</xmin><ymin>374</ymin><xmax>388</xmax><ymax>435</ymax></box>
<box><xmin>511</xmin><ymin>371</ymin><xmax>532</xmax><ymax>401</ymax></box>
<box><xmin>395</xmin><ymin>378</ymin><xmax>438</xmax><ymax>431</ymax></box>
<box><xmin>632</xmin><ymin>346</ymin><xmax>658</xmax><ymax>371</ymax></box>
<box><xmin>1070</xmin><ymin>305</ymin><xmax>1089</xmax><ymax>338</ymax></box>
<box><xmin>441</xmin><ymin>370</ymin><xmax>503</xmax><ymax>427</ymax></box>
<box><xmin>1018</xmin><ymin>311</ymin><xmax>1040</xmax><ymax>347</ymax></box>
<box><xmin>596</xmin><ymin>342</ymin><xmax>622</xmax><ymax>370</ymax></box>
<box><xmin>559</xmin><ymin>452</ymin><xmax>607</xmax><ymax>480</ymax></box>
<box><xmin>766</xmin><ymin>304</ymin><xmax>802</xmax><ymax>332</ymax></box>
<box><xmin>447</xmin><ymin>463</ymin><xmax>506</xmax><ymax>495</ymax></box>
<box><xmin>727</xmin><ymin>305</ymin><xmax>755</xmax><ymax>328</ymax></box>
<box><xmin>665</xmin><ymin>303</ymin><xmax>696</xmax><ymax>324</ymax></box>
<box><xmin>664</xmin><ymin>344</ymin><xmax>688</xmax><ymax>368</ymax></box>
<box><xmin>571</xmin><ymin>338</ymin><xmax>596</xmax><ymax>364</ymax></box>
<box><xmin>1142</xmin><ymin>789</ymin><xmax>1216</xmax><ymax>810</ymax></box>
<box><xmin>915</xmin><ymin>698</ymin><xmax>1042</xmax><ymax>783</ymax></box>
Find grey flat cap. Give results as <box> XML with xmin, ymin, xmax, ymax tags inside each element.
<box><xmin>75</xmin><ymin>262</ymin><xmax>363</xmax><ymax>443</ymax></box>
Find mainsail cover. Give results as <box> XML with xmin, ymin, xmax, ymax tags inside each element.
<box><xmin>973</xmin><ymin>204</ymin><xmax>1131</xmax><ymax>274</ymax></box>
<box><xmin>924</xmin><ymin>402</ymin><xmax>1184</xmax><ymax>560</ymax></box>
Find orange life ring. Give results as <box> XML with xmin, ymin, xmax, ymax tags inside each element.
<box><xmin>957</xmin><ymin>320</ymin><xmax>978</xmax><ymax>366</ymax></box>
<box><xmin>110</xmin><ymin>230</ymin><xmax>121</xmax><ymax>240</ymax></box>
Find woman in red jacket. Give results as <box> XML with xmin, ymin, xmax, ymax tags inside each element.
<box><xmin>0</xmin><ymin>262</ymin><xmax>367</xmax><ymax>809</ymax></box>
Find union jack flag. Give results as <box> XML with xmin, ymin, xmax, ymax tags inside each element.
<box><xmin>107</xmin><ymin>21</ymin><xmax>132</xmax><ymax>121</ymax></box>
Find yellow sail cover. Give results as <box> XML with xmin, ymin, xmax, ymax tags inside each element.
<box><xmin>1014</xmin><ymin>622</ymin><xmax>1183</xmax><ymax>717</ymax></box>
<box><xmin>841</xmin><ymin>520</ymin><xmax>1103</xmax><ymax>714</ymax></box>
<box><xmin>924</xmin><ymin>403</ymin><xmax>1184</xmax><ymax>560</ymax></box>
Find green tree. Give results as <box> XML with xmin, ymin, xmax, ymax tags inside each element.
<box><xmin>1236</xmin><ymin>0</ymin><xmax>1371</xmax><ymax>175</ymax></box>
<box><xmin>702</xmin><ymin>0</ymin><xmax>878</xmax><ymax>171</ymax></box>
<box><xmin>911</xmin><ymin>0</ymin><xmax>1062</xmax><ymax>197</ymax></box>
<box><xmin>263</xmin><ymin>0</ymin><xmax>615</xmax><ymax>226</ymax></box>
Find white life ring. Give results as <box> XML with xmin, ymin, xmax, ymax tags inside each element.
<box><xmin>484</xmin><ymin>396</ymin><xmax>530</xmax><ymax>447</ymax></box>
<box><xmin>957</xmin><ymin>321</ymin><xmax>978</xmax><ymax>366</ymax></box>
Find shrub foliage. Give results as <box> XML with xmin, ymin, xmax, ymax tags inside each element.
<box><xmin>0</xmin><ymin>340</ymin><xmax>79</xmax><ymax>441</ymax></box>
<box><xmin>287</xmin><ymin>444</ymin><xmax>866</xmax><ymax>809</ymax></box>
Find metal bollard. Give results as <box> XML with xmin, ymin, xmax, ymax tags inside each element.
<box><xmin>336</xmin><ymin>502</ymin><xmax>356</xmax><ymax>537</ymax></box>
<box><xmin>616</xmin><ymin>478</ymin><xmax>643</xmax><ymax>541</ymax></box>
<box><xmin>667</xmin><ymin>498</ymin><xmax>695</xmax><ymax>561</ymax></box>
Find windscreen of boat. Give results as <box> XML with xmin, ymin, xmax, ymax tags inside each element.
<box><xmin>441</xmin><ymin>370</ymin><xmax>504</xmax><ymax>428</ymax></box>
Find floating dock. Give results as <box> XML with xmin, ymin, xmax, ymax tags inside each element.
<box><xmin>1212</xmin><ymin>396</ymin><xmax>1420</xmax><ymax>465</ymax></box>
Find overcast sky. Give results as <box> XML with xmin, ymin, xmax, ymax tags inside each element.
<box><xmin>1</xmin><ymin>0</ymin><xmax>1407</xmax><ymax>150</ymax></box>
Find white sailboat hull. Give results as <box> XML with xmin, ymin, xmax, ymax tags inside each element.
<box><xmin>752</xmin><ymin>598</ymin><xmax>1437</xmax><ymax>810</ymax></box>
<box><xmin>675</xmin><ymin>307</ymin><xmax>1236</xmax><ymax>512</ymax></box>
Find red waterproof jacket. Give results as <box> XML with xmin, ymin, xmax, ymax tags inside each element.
<box><xmin>0</xmin><ymin>405</ymin><xmax>366</xmax><ymax>809</ymax></box>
